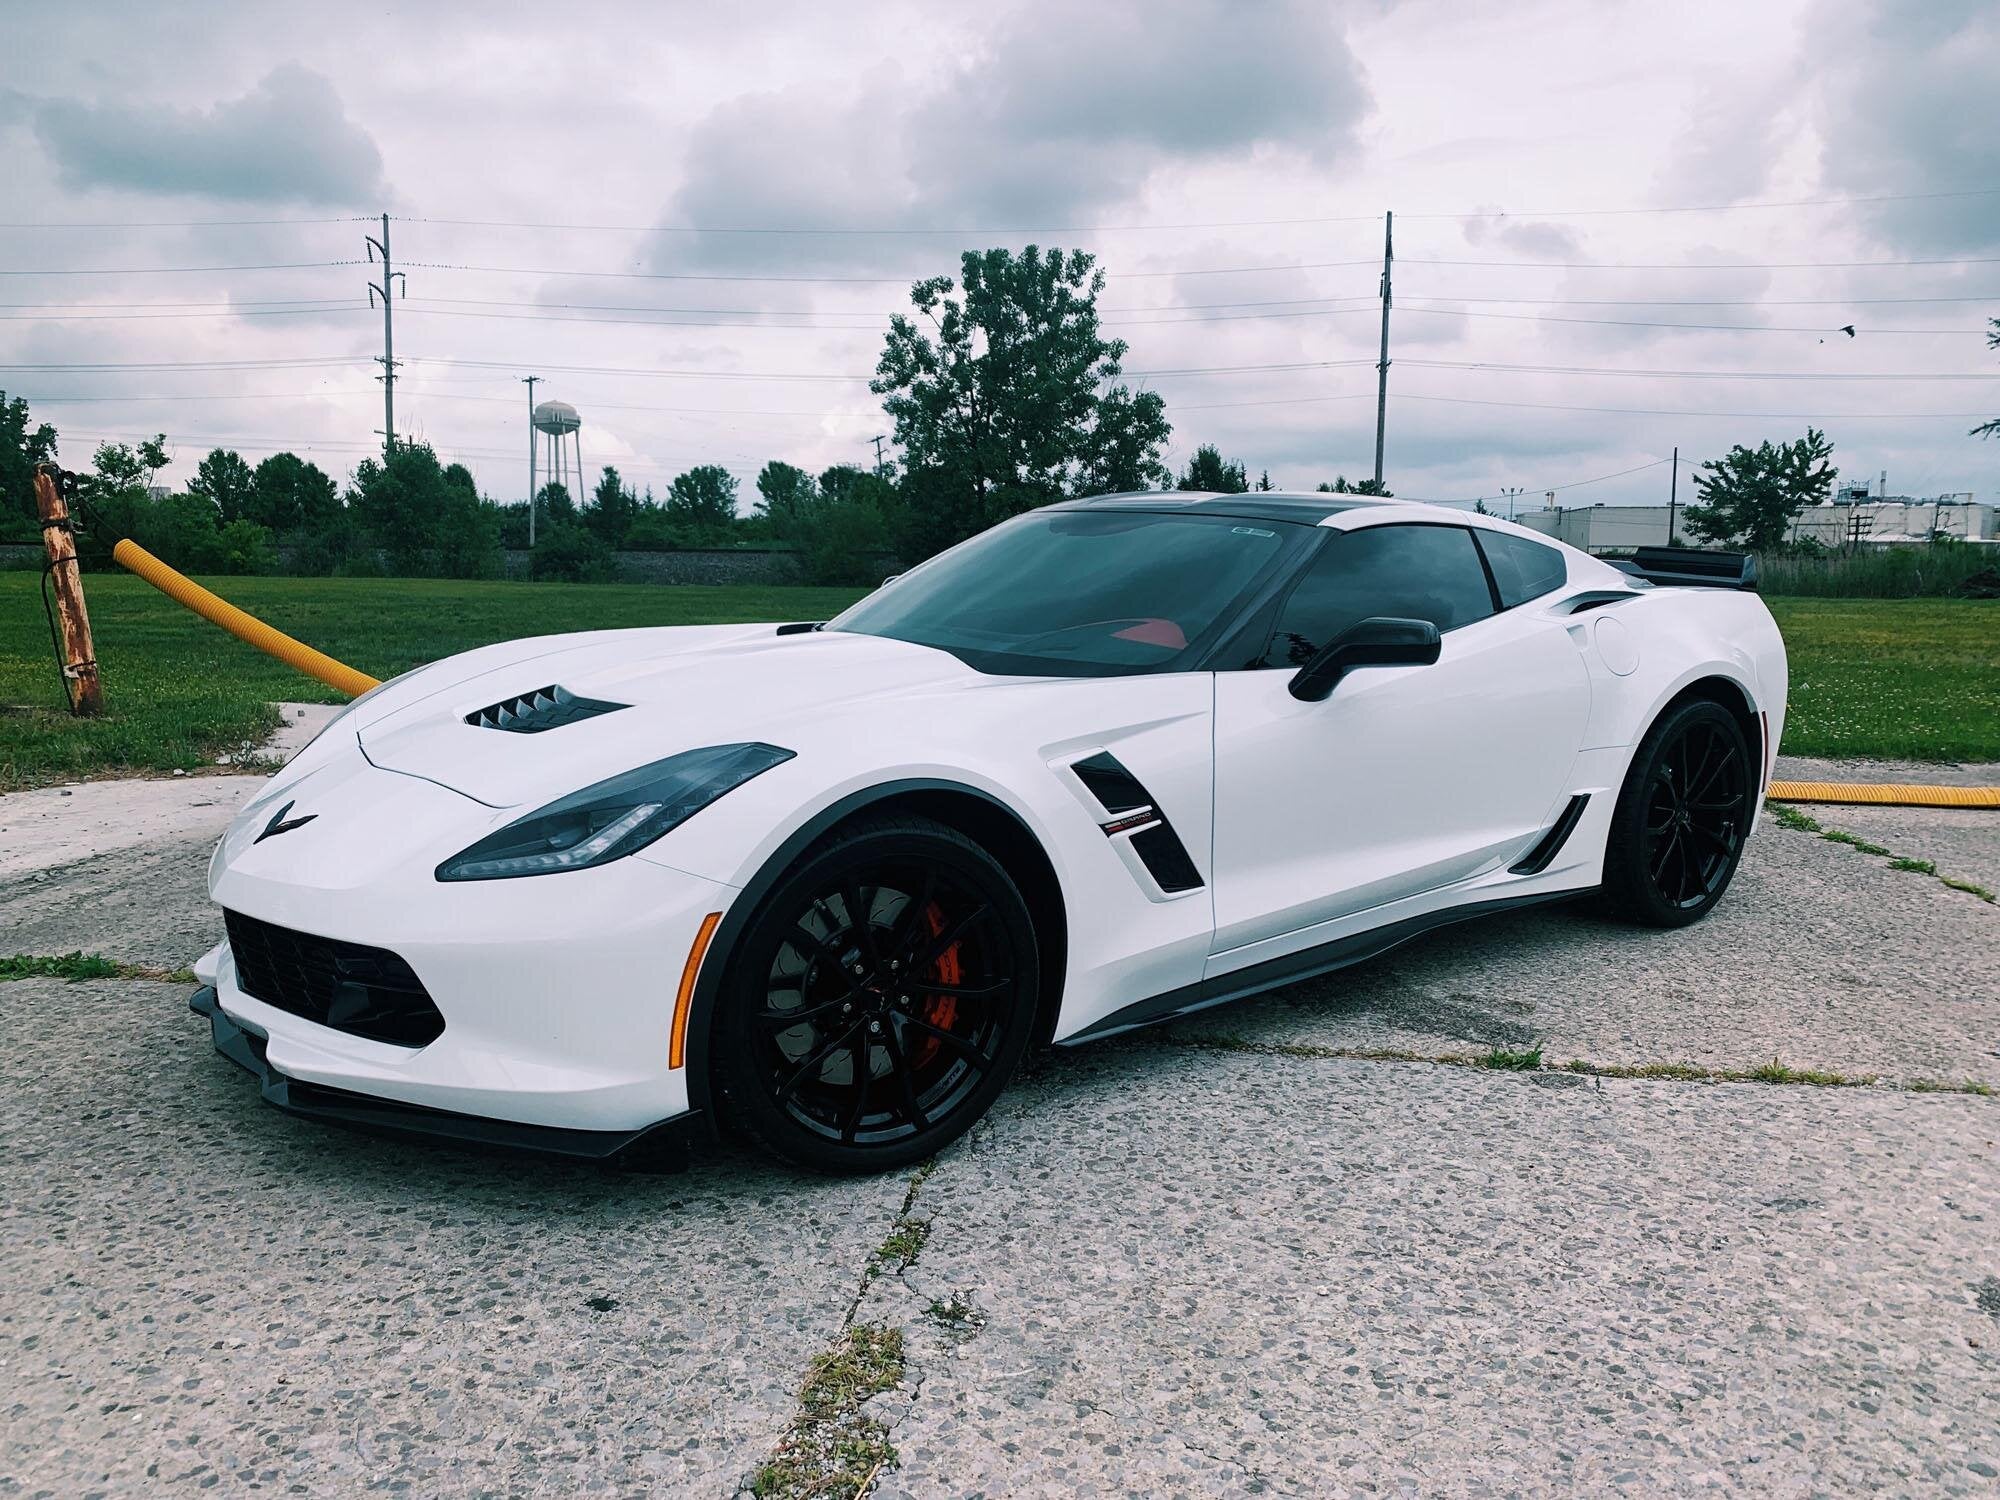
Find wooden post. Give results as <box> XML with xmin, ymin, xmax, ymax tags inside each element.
<box><xmin>33</xmin><ymin>463</ymin><xmax>103</xmax><ymax>717</ymax></box>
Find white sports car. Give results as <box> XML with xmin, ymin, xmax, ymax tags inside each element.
<box><xmin>193</xmin><ymin>492</ymin><xmax>1786</xmax><ymax>1172</ymax></box>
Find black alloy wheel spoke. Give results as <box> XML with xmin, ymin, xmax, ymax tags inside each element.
<box><xmin>784</xmin><ymin>923</ymin><xmax>845</xmax><ymax>973</ymax></box>
<box><xmin>774</xmin><ymin>1020</ymin><xmax>864</xmax><ymax>1103</ymax></box>
<box><xmin>840</xmin><ymin>1034</ymin><xmax>873</xmax><ymax>1144</ymax></box>
<box><xmin>899</xmin><ymin>1013</ymin><xmax>991</xmax><ymax>1072</ymax></box>
<box><xmin>843</xmin><ymin>882</ymin><xmax>879</xmax><ymax>964</ymax></box>
<box><xmin>754</xmin><ymin>995</ymin><xmax>854</xmax><ymax>1030</ymax></box>
<box><xmin>881</xmin><ymin>1019</ymin><xmax>930</xmax><ymax>1132</ymax></box>
<box><xmin>883</xmin><ymin>870</ymin><xmax>938</xmax><ymax>962</ymax></box>
<box><xmin>911</xmin><ymin>902</ymin><xmax>991</xmax><ymax>973</ymax></box>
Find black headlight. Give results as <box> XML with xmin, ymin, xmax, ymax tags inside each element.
<box><xmin>435</xmin><ymin>742</ymin><xmax>794</xmax><ymax>882</ymax></box>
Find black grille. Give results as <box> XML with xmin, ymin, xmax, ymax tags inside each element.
<box><xmin>223</xmin><ymin>910</ymin><xmax>445</xmax><ymax>1048</ymax></box>
<box><xmin>465</xmin><ymin>684</ymin><xmax>628</xmax><ymax>734</ymax></box>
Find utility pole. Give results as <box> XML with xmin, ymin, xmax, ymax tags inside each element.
<box><xmin>869</xmin><ymin>434</ymin><xmax>887</xmax><ymax>476</ymax></box>
<box><xmin>1500</xmin><ymin>485</ymin><xmax>1523</xmax><ymax>521</ymax></box>
<box><xmin>522</xmin><ymin>375</ymin><xmax>540</xmax><ymax>546</ymax></box>
<box><xmin>33</xmin><ymin>464</ymin><xmax>101</xmax><ymax>716</ymax></box>
<box><xmin>1372</xmin><ymin>210</ymin><xmax>1393</xmax><ymax>491</ymax></box>
<box><xmin>365</xmin><ymin>213</ymin><xmax>405</xmax><ymax>458</ymax></box>
<box><xmin>1667</xmin><ymin>446</ymin><xmax>1679</xmax><ymax>546</ymax></box>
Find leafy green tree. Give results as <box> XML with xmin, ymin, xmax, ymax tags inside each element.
<box><xmin>1</xmin><ymin>392</ymin><xmax>58</xmax><ymax>538</ymax></box>
<box><xmin>348</xmin><ymin>441</ymin><xmax>502</xmax><ymax>578</ymax></box>
<box><xmin>1683</xmin><ymin>428</ymin><xmax>1836</xmax><ymax>551</ymax></box>
<box><xmin>537</xmin><ymin>481</ymin><xmax>578</xmax><ymax>528</ymax></box>
<box><xmin>1315</xmin><ymin>475</ymin><xmax>1394</xmax><ymax>497</ymax></box>
<box><xmin>248</xmin><ymin>451</ymin><xmax>339</xmax><ymax>535</ymax></box>
<box><xmin>665</xmin><ymin>464</ymin><xmax>740</xmax><ymax>533</ymax></box>
<box><xmin>186</xmin><ymin>449</ymin><xmax>257</xmax><ymax>525</ymax></box>
<box><xmin>1178</xmin><ymin>445</ymin><xmax>1249</xmax><ymax>494</ymax></box>
<box><xmin>872</xmin><ymin>246</ymin><xmax>1171</xmax><ymax>559</ymax></box>
<box><xmin>755</xmin><ymin>460</ymin><xmax>819</xmax><ymax>525</ymax></box>
<box><xmin>585</xmin><ymin>465</ymin><xmax>639</xmax><ymax>546</ymax></box>
<box><xmin>1972</xmin><ymin>319</ymin><xmax>2000</xmax><ymax>441</ymax></box>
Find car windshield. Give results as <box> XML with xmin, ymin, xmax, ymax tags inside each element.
<box><xmin>828</xmin><ymin>508</ymin><xmax>1307</xmax><ymax>676</ymax></box>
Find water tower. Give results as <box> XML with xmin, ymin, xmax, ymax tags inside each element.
<box><xmin>528</xmin><ymin>398</ymin><xmax>583</xmax><ymax>544</ymax></box>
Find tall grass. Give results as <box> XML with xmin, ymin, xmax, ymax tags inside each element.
<box><xmin>1756</xmin><ymin>544</ymin><xmax>1996</xmax><ymax>598</ymax></box>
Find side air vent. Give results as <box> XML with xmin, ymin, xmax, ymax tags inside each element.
<box><xmin>1510</xmin><ymin>794</ymin><xmax>1591</xmax><ymax>875</ymax></box>
<box><xmin>465</xmin><ymin>684</ymin><xmax>629</xmax><ymax>735</ymax></box>
<box><xmin>1070</xmin><ymin>750</ymin><xmax>1204</xmax><ymax>893</ymax></box>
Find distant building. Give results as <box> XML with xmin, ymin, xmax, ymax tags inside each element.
<box><xmin>1518</xmin><ymin>497</ymin><xmax>1993</xmax><ymax>552</ymax></box>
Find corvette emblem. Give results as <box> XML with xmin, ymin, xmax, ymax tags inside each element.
<box><xmin>254</xmin><ymin>800</ymin><xmax>318</xmax><ymax>844</ymax></box>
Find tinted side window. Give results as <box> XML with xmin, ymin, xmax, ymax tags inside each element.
<box><xmin>1476</xmin><ymin>530</ymin><xmax>1568</xmax><ymax>608</ymax></box>
<box><xmin>1261</xmin><ymin>525</ymin><xmax>1495</xmax><ymax>667</ymax></box>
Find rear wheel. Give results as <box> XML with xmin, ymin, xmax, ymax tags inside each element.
<box><xmin>713</xmin><ymin>815</ymin><xmax>1038</xmax><ymax>1173</ymax></box>
<box><xmin>1601</xmin><ymin>699</ymin><xmax>1753</xmax><ymax>927</ymax></box>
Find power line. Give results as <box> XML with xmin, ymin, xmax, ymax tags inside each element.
<box><xmin>1401</xmin><ymin>358</ymin><xmax>1999</xmax><ymax>381</ymax></box>
<box><xmin>0</xmin><ymin>356</ymin><xmax>371</xmax><ymax>371</ymax></box>
<box><xmin>1398</xmin><ymin>292</ymin><xmax>1998</xmax><ymax>307</ymax></box>
<box><xmin>369</xmin><ymin>187</ymin><xmax>2000</xmax><ymax>234</ymax></box>
<box><xmin>0</xmin><ymin>215</ymin><xmax>373</xmax><ymax>229</ymax></box>
<box><xmin>0</xmin><ymin>260</ymin><xmax>362</xmax><ymax>276</ymax></box>
<box><xmin>1408</xmin><ymin>458</ymin><xmax>1675</xmax><ymax>507</ymax></box>
<box><xmin>1399</xmin><ymin>255</ymin><xmax>2000</xmax><ymax>270</ymax></box>
<box><xmin>1168</xmin><ymin>389</ymin><xmax>1994</xmax><ymax>419</ymax></box>
<box><xmin>1393</xmin><ymin>305</ymin><xmax>1982</xmax><ymax>336</ymax></box>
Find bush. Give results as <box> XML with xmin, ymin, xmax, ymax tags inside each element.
<box><xmin>783</xmin><ymin>494</ymin><xmax>894</xmax><ymax>586</ymax></box>
<box><xmin>529</xmin><ymin>523</ymin><xmax>617</xmax><ymax>583</ymax></box>
<box><xmin>1755</xmin><ymin>542</ymin><xmax>1998</xmax><ymax>598</ymax></box>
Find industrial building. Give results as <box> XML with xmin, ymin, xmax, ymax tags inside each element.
<box><xmin>1518</xmin><ymin>496</ymin><xmax>1993</xmax><ymax>552</ymax></box>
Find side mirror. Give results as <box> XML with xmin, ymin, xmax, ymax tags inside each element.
<box><xmin>1288</xmin><ymin>616</ymin><xmax>1441</xmax><ymax>702</ymax></box>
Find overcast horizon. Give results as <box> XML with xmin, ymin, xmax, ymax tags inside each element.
<box><xmin>2</xmin><ymin>0</ymin><xmax>1995</xmax><ymax>515</ymax></box>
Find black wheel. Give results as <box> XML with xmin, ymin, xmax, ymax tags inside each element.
<box><xmin>712</xmin><ymin>815</ymin><xmax>1038</xmax><ymax>1173</ymax></box>
<box><xmin>1602</xmin><ymin>699</ymin><xmax>1753</xmax><ymax>927</ymax></box>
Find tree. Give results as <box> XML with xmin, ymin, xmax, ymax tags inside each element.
<box><xmin>1315</xmin><ymin>475</ymin><xmax>1394</xmax><ymax>497</ymax></box>
<box><xmin>537</xmin><ymin>481</ymin><xmax>577</xmax><ymax>528</ymax></box>
<box><xmin>665</xmin><ymin>464</ymin><xmax>740</xmax><ymax>531</ymax></box>
<box><xmin>1683</xmin><ymin>428</ymin><xmax>1836</xmax><ymax>551</ymax></box>
<box><xmin>1177</xmin><ymin>444</ymin><xmax>1249</xmax><ymax>494</ymax></box>
<box><xmin>872</xmin><ymin>245</ymin><xmax>1171</xmax><ymax>559</ymax></box>
<box><xmin>1</xmin><ymin>392</ymin><xmax>58</xmax><ymax>537</ymax></box>
<box><xmin>1256</xmin><ymin>470</ymin><xmax>1274</xmax><ymax>492</ymax></box>
<box><xmin>586</xmin><ymin>465</ymin><xmax>639</xmax><ymax>547</ymax></box>
<box><xmin>755</xmin><ymin>460</ymin><xmax>819</xmax><ymax>525</ymax></box>
<box><xmin>248</xmin><ymin>451</ymin><xmax>339</xmax><ymax>535</ymax></box>
<box><xmin>347</xmin><ymin>441</ymin><xmax>502</xmax><ymax>578</ymax></box>
<box><xmin>186</xmin><ymin>449</ymin><xmax>257</xmax><ymax>525</ymax></box>
<box><xmin>1972</xmin><ymin>319</ymin><xmax>2000</xmax><ymax>440</ymax></box>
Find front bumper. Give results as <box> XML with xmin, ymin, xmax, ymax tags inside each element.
<box><xmin>191</xmin><ymin>987</ymin><xmax>695</xmax><ymax>1166</ymax></box>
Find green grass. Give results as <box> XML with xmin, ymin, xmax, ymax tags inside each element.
<box><xmin>2</xmin><ymin>577</ymin><xmax>1992</xmax><ymax>789</ymax></box>
<box><xmin>0</xmin><ymin>574</ymin><xmax>866</xmax><ymax>791</ymax></box>
<box><xmin>1</xmin><ymin>951</ymin><xmax>195</xmax><ymax>983</ymax></box>
<box><xmin>1765</xmin><ymin>597</ymin><xmax>1999</xmax><ymax>761</ymax></box>
<box><xmin>751</xmin><ymin>1323</ymin><xmax>905</xmax><ymax>1499</ymax></box>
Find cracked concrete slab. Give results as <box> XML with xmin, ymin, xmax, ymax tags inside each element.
<box><xmin>1787</xmin><ymin>803</ymin><xmax>2000</xmax><ymax>897</ymax></box>
<box><xmin>865</xmin><ymin>1047</ymin><xmax>2000</xmax><ymax>1498</ymax></box>
<box><xmin>0</xmin><ymin>979</ymin><xmax>909</xmax><ymax>1499</ymax></box>
<box><xmin>1180</xmin><ymin>809</ymin><xmax>1999</xmax><ymax>1087</ymax></box>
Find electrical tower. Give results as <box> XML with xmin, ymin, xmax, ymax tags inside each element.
<box><xmin>364</xmin><ymin>214</ymin><xmax>406</xmax><ymax>457</ymax></box>
<box><xmin>1372</xmin><ymin>210</ymin><xmax>1393</xmax><ymax>490</ymax></box>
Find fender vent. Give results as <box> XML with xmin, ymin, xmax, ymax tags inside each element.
<box><xmin>465</xmin><ymin>684</ymin><xmax>628</xmax><ymax>734</ymax></box>
<box><xmin>1070</xmin><ymin>751</ymin><xmax>1204</xmax><ymax>893</ymax></box>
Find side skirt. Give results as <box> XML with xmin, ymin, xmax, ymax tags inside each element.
<box><xmin>1062</xmin><ymin>890</ymin><xmax>1575</xmax><ymax>1045</ymax></box>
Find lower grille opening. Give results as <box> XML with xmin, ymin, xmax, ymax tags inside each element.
<box><xmin>223</xmin><ymin>910</ymin><xmax>445</xmax><ymax>1048</ymax></box>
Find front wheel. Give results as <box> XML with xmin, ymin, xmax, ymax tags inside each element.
<box><xmin>712</xmin><ymin>815</ymin><xmax>1039</xmax><ymax>1174</ymax></box>
<box><xmin>1601</xmin><ymin>699</ymin><xmax>1753</xmax><ymax>928</ymax></box>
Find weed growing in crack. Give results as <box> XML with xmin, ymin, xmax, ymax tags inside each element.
<box><xmin>925</xmin><ymin>1293</ymin><xmax>985</xmax><ymax>1340</ymax></box>
<box><xmin>751</xmin><ymin>1323</ymin><xmax>905</xmax><ymax>1499</ymax></box>
<box><xmin>1940</xmin><ymin>875</ymin><xmax>1996</xmax><ymax>903</ymax></box>
<box><xmin>1481</xmin><ymin>1044</ymin><xmax>1544</xmax><ymax>1071</ymax></box>
<box><xmin>1887</xmin><ymin>856</ymin><xmax>1937</xmax><ymax>875</ymax></box>
<box><xmin>0</xmin><ymin>952</ymin><xmax>195</xmax><ymax>983</ymax></box>
<box><xmin>1821</xmin><ymin>830</ymin><xmax>1893</xmax><ymax>857</ymax></box>
<box><xmin>1766</xmin><ymin>803</ymin><xmax>1821</xmax><ymax>833</ymax></box>
<box><xmin>1747</xmin><ymin>1059</ymin><xmax>1865</xmax><ymax>1087</ymax></box>
<box><xmin>871</xmin><ymin>1216</ymin><xmax>931</xmax><ymax>1278</ymax></box>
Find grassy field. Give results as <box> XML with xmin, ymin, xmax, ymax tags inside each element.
<box><xmin>0</xmin><ymin>575</ymin><xmax>1992</xmax><ymax>789</ymax></box>
<box><xmin>1765</xmin><ymin>598</ymin><xmax>1998</xmax><ymax>762</ymax></box>
<box><xmin>0</xmin><ymin>575</ymin><xmax>866</xmax><ymax>790</ymax></box>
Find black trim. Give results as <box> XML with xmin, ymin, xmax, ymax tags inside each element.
<box><xmin>224</xmin><ymin>909</ymin><xmax>445</xmax><ymax>1048</ymax></box>
<box><xmin>1070</xmin><ymin>751</ymin><xmax>1150</xmax><ymax>814</ymax></box>
<box><xmin>773</xmin><ymin>621</ymin><xmax>823</xmax><ymax>635</ymax></box>
<box><xmin>190</xmin><ymin>987</ymin><xmax>692</xmax><ymax>1166</ymax></box>
<box><xmin>1053</xmin><ymin>491</ymin><xmax>1377</xmax><ymax>524</ymax></box>
<box><xmin>1064</xmin><ymin>892</ymin><xmax>1570</xmax><ymax>1044</ymax></box>
<box><xmin>679</xmin><ymin>778</ymin><xmax>1056</xmax><ymax>1120</ymax></box>
<box><xmin>1509</xmin><ymin>794</ymin><xmax>1591</xmax><ymax>875</ymax></box>
<box><xmin>464</xmin><ymin>684</ymin><xmax>630</xmax><ymax>734</ymax></box>
<box><xmin>1607</xmin><ymin>548</ymin><xmax>1758</xmax><ymax>591</ymax></box>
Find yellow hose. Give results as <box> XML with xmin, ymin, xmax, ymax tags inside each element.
<box><xmin>111</xmin><ymin>538</ymin><xmax>381</xmax><ymax>698</ymax></box>
<box><xmin>1769</xmin><ymin>780</ymin><xmax>2000</xmax><ymax>809</ymax></box>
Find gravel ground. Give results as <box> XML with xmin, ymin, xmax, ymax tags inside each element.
<box><xmin>1</xmin><ymin>763</ymin><xmax>1995</xmax><ymax>1497</ymax></box>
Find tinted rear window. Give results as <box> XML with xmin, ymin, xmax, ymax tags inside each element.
<box><xmin>1476</xmin><ymin>530</ymin><xmax>1568</xmax><ymax>608</ymax></box>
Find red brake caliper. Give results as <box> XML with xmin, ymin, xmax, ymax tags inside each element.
<box><xmin>908</xmin><ymin>902</ymin><xmax>962</xmax><ymax>1069</ymax></box>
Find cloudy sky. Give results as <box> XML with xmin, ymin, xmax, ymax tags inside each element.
<box><xmin>2</xmin><ymin>0</ymin><xmax>1995</xmax><ymax>513</ymax></box>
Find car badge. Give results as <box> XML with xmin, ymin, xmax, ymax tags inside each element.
<box><xmin>255</xmin><ymin>800</ymin><xmax>318</xmax><ymax>844</ymax></box>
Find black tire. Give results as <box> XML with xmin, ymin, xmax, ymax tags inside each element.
<box><xmin>1601</xmin><ymin>698</ymin><xmax>1754</xmax><ymax>927</ymax></box>
<box><xmin>712</xmin><ymin>814</ymin><xmax>1039</xmax><ymax>1174</ymax></box>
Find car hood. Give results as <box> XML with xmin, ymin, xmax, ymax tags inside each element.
<box><xmin>356</xmin><ymin>624</ymin><xmax>994</xmax><ymax>808</ymax></box>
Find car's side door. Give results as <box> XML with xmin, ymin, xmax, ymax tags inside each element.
<box><xmin>1207</xmin><ymin>521</ymin><xmax>1591</xmax><ymax>961</ymax></box>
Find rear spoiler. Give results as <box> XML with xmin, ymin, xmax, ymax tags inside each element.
<box><xmin>1605</xmin><ymin>547</ymin><xmax>1758</xmax><ymax>591</ymax></box>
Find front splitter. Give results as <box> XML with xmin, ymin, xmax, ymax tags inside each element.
<box><xmin>189</xmin><ymin>986</ymin><xmax>694</xmax><ymax>1169</ymax></box>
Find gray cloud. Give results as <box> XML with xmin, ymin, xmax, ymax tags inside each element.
<box><xmin>33</xmin><ymin>64</ymin><xmax>385</xmax><ymax>206</ymax></box>
<box><xmin>655</xmin><ymin>0</ymin><xmax>1371</xmax><ymax>274</ymax></box>
<box><xmin>1807</xmin><ymin>0</ymin><xmax>2000</xmax><ymax>252</ymax></box>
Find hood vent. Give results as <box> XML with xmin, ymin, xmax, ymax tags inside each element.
<box><xmin>465</xmin><ymin>684</ymin><xmax>629</xmax><ymax>735</ymax></box>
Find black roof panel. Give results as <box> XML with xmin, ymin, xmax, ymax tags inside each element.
<box><xmin>1053</xmin><ymin>490</ymin><xmax>1379</xmax><ymax>524</ymax></box>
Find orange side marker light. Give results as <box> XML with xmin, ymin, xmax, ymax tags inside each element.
<box><xmin>669</xmin><ymin>911</ymin><xmax>723</xmax><ymax>1071</ymax></box>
